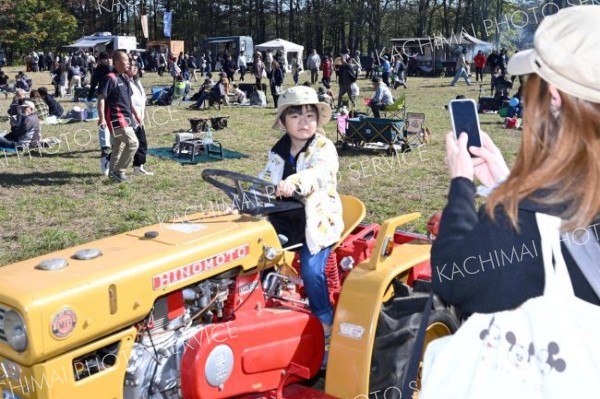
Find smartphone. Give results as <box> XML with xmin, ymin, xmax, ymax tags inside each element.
<box><xmin>449</xmin><ymin>99</ymin><xmax>482</xmax><ymax>151</ymax></box>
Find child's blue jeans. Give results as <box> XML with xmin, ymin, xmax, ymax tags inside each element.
<box><xmin>300</xmin><ymin>244</ymin><xmax>333</xmax><ymax>326</ymax></box>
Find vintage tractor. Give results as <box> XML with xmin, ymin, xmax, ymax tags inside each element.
<box><xmin>0</xmin><ymin>169</ymin><xmax>457</xmax><ymax>399</ymax></box>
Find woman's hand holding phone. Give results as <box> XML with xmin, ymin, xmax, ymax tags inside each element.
<box><xmin>446</xmin><ymin>131</ymin><xmax>510</xmax><ymax>188</ymax></box>
<box><xmin>469</xmin><ymin>132</ymin><xmax>510</xmax><ymax>187</ymax></box>
<box><xmin>446</xmin><ymin>132</ymin><xmax>474</xmax><ymax>181</ymax></box>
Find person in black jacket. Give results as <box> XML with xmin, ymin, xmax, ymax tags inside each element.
<box><xmin>270</xmin><ymin>61</ymin><xmax>284</xmax><ymax>108</ymax></box>
<box><xmin>432</xmin><ymin>6</ymin><xmax>600</xmax><ymax>316</ymax></box>
<box><xmin>87</xmin><ymin>52</ymin><xmax>113</xmax><ymax>102</ymax></box>
<box><xmin>336</xmin><ymin>55</ymin><xmax>356</xmax><ymax>110</ymax></box>
<box><xmin>37</xmin><ymin>87</ymin><xmax>63</xmax><ymax>118</ymax></box>
<box><xmin>86</xmin><ymin>52</ymin><xmax>114</xmax><ymax>173</ymax></box>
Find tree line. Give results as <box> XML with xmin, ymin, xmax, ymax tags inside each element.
<box><xmin>0</xmin><ymin>0</ymin><xmax>572</xmax><ymax>64</ymax></box>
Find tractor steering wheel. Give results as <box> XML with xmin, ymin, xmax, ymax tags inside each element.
<box><xmin>201</xmin><ymin>169</ymin><xmax>304</xmax><ymax>216</ymax></box>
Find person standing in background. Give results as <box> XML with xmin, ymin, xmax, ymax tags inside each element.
<box><xmin>473</xmin><ymin>50</ymin><xmax>486</xmax><ymax>82</ymax></box>
<box><xmin>238</xmin><ymin>51</ymin><xmax>247</xmax><ymax>82</ymax></box>
<box><xmin>307</xmin><ymin>49</ymin><xmax>321</xmax><ymax>85</ymax></box>
<box><xmin>97</xmin><ymin>51</ymin><xmax>140</xmax><ymax>183</ymax></box>
<box><xmin>126</xmin><ymin>59</ymin><xmax>153</xmax><ymax>176</ymax></box>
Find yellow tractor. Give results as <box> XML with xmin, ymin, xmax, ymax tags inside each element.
<box><xmin>0</xmin><ymin>169</ymin><xmax>457</xmax><ymax>399</ymax></box>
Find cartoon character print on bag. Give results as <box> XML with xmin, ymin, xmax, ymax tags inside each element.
<box><xmin>480</xmin><ymin>317</ymin><xmax>502</xmax><ymax>349</ymax></box>
<box><xmin>506</xmin><ymin>332</ymin><xmax>535</xmax><ymax>369</ymax></box>
<box><xmin>535</xmin><ymin>342</ymin><xmax>566</xmax><ymax>375</ymax></box>
<box><xmin>478</xmin><ymin>317</ymin><xmax>567</xmax><ymax>380</ymax></box>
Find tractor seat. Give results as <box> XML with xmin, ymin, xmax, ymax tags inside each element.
<box><xmin>276</xmin><ymin>195</ymin><xmax>365</xmax><ymax>273</ymax></box>
<box><xmin>334</xmin><ymin>195</ymin><xmax>366</xmax><ymax>250</ymax></box>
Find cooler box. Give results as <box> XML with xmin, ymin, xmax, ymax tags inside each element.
<box><xmin>86</xmin><ymin>108</ymin><xmax>98</xmax><ymax>119</ymax></box>
<box><xmin>71</xmin><ymin>107</ymin><xmax>87</xmax><ymax>121</ymax></box>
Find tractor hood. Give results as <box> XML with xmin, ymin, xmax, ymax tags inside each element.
<box><xmin>0</xmin><ymin>213</ymin><xmax>281</xmax><ymax>366</ymax></box>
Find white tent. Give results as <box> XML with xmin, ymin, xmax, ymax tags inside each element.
<box><xmin>444</xmin><ymin>32</ymin><xmax>493</xmax><ymax>59</ymax></box>
<box><xmin>255</xmin><ymin>38</ymin><xmax>304</xmax><ymax>71</ymax></box>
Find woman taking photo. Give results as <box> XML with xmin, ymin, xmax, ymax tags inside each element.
<box><xmin>432</xmin><ymin>5</ymin><xmax>600</xmax><ymax>315</ymax></box>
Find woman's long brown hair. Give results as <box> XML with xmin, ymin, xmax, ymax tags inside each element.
<box><xmin>486</xmin><ymin>74</ymin><xmax>600</xmax><ymax>231</ymax></box>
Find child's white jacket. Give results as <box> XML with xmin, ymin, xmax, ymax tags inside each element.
<box><xmin>259</xmin><ymin>133</ymin><xmax>344</xmax><ymax>254</ymax></box>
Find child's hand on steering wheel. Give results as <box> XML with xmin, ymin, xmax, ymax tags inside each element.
<box><xmin>276</xmin><ymin>180</ymin><xmax>296</xmax><ymax>197</ymax></box>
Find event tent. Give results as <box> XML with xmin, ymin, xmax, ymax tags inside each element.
<box><xmin>255</xmin><ymin>38</ymin><xmax>304</xmax><ymax>70</ymax></box>
<box><xmin>443</xmin><ymin>32</ymin><xmax>493</xmax><ymax>57</ymax></box>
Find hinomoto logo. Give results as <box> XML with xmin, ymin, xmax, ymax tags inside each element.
<box><xmin>51</xmin><ymin>308</ymin><xmax>77</xmax><ymax>339</ymax></box>
<box><xmin>152</xmin><ymin>244</ymin><xmax>250</xmax><ymax>290</ymax></box>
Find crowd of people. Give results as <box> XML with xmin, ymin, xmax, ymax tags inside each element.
<box><xmin>0</xmin><ymin>41</ymin><xmax>527</xmax><ymax>187</ymax></box>
<box><xmin>0</xmin><ymin>49</ymin><xmax>153</xmax><ymax>183</ymax></box>
<box><xmin>3</xmin><ymin>7</ymin><xmax>600</xmax><ymax>392</ymax></box>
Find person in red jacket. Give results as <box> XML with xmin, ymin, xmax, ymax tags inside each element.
<box><xmin>321</xmin><ymin>56</ymin><xmax>332</xmax><ymax>87</ymax></box>
<box><xmin>473</xmin><ymin>50</ymin><xmax>486</xmax><ymax>82</ymax></box>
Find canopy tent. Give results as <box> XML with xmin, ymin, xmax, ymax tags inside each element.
<box><xmin>443</xmin><ymin>32</ymin><xmax>493</xmax><ymax>59</ymax></box>
<box><xmin>445</xmin><ymin>32</ymin><xmax>491</xmax><ymax>46</ymax></box>
<box><xmin>65</xmin><ymin>37</ymin><xmax>112</xmax><ymax>49</ymax></box>
<box><xmin>389</xmin><ymin>37</ymin><xmax>439</xmax><ymax>74</ymax></box>
<box><xmin>255</xmin><ymin>38</ymin><xmax>304</xmax><ymax>71</ymax></box>
<box><xmin>64</xmin><ymin>34</ymin><xmax>138</xmax><ymax>53</ymax></box>
<box><xmin>390</xmin><ymin>32</ymin><xmax>492</xmax><ymax>76</ymax></box>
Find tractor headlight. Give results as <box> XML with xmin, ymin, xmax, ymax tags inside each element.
<box><xmin>4</xmin><ymin>310</ymin><xmax>27</xmax><ymax>352</ymax></box>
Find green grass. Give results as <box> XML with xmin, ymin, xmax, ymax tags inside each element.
<box><xmin>0</xmin><ymin>68</ymin><xmax>521</xmax><ymax>266</ymax></box>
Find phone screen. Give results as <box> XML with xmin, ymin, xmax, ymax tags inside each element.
<box><xmin>450</xmin><ymin>99</ymin><xmax>481</xmax><ymax>149</ymax></box>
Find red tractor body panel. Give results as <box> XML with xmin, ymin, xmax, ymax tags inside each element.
<box><xmin>180</xmin><ymin>274</ymin><xmax>325</xmax><ymax>399</ymax></box>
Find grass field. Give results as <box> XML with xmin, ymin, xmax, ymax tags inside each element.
<box><xmin>0</xmin><ymin>67</ymin><xmax>522</xmax><ymax>267</ymax></box>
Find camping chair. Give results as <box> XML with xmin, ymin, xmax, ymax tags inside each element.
<box><xmin>382</xmin><ymin>94</ymin><xmax>406</xmax><ymax>119</ymax></box>
<box><xmin>172</xmin><ymin>81</ymin><xmax>187</xmax><ymax>106</ymax></box>
<box><xmin>402</xmin><ymin>112</ymin><xmax>427</xmax><ymax>150</ymax></box>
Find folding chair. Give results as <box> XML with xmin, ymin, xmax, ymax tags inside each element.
<box><xmin>382</xmin><ymin>94</ymin><xmax>406</xmax><ymax>119</ymax></box>
<box><xmin>402</xmin><ymin>112</ymin><xmax>427</xmax><ymax>150</ymax></box>
<box><xmin>172</xmin><ymin>81</ymin><xmax>187</xmax><ymax>106</ymax></box>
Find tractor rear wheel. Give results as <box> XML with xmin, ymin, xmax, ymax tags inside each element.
<box><xmin>368</xmin><ymin>281</ymin><xmax>459</xmax><ymax>399</ymax></box>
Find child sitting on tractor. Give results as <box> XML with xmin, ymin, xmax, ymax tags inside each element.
<box><xmin>258</xmin><ymin>86</ymin><xmax>344</xmax><ymax>364</ymax></box>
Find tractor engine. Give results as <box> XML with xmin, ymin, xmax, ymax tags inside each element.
<box><xmin>124</xmin><ymin>269</ymin><xmax>324</xmax><ymax>399</ymax></box>
<box><xmin>124</xmin><ymin>275</ymin><xmax>235</xmax><ymax>399</ymax></box>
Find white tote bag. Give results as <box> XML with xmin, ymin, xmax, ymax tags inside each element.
<box><xmin>420</xmin><ymin>213</ymin><xmax>600</xmax><ymax>399</ymax></box>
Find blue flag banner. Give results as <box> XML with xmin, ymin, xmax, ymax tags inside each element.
<box><xmin>164</xmin><ymin>11</ymin><xmax>172</xmax><ymax>38</ymax></box>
